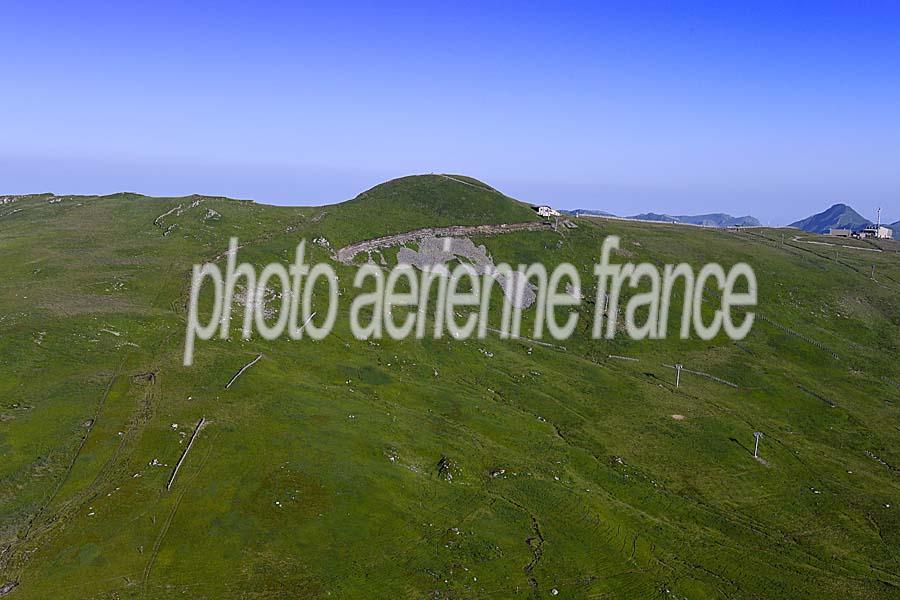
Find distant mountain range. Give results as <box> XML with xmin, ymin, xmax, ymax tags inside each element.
<box><xmin>569</xmin><ymin>209</ymin><xmax>617</xmax><ymax>218</ymax></box>
<box><xmin>568</xmin><ymin>209</ymin><xmax>760</xmax><ymax>228</ymax></box>
<box><xmin>629</xmin><ymin>213</ymin><xmax>761</xmax><ymax>227</ymax></box>
<box><xmin>570</xmin><ymin>203</ymin><xmax>899</xmax><ymax>239</ymax></box>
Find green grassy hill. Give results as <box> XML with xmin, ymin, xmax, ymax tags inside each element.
<box><xmin>0</xmin><ymin>178</ymin><xmax>898</xmax><ymax>599</ymax></box>
<box><xmin>319</xmin><ymin>174</ymin><xmax>541</xmax><ymax>247</ymax></box>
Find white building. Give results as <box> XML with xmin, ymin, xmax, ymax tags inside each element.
<box><xmin>860</xmin><ymin>225</ymin><xmax>893</xmax><ymax>239</ymax></box>
<box><xmin>862</xmin><ymin>208</ymin><xmax>893</xmax><ymax>239</ymax></box>
<box><xmin>534</xmin><ymin>205</ymin><xmax>560</xmax><ymax>218</ymax></box>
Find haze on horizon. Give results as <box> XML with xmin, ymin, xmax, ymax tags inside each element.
<box><xmin>2</xmin><ymin>1</ymin><xmax>898</xmax><ymax>225</ymax></box>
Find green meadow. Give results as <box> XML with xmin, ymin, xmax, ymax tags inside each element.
<box><xmin>0</xmin><ymin>175</ymin><xmax>898</xmax><ymax>598</ymax></box>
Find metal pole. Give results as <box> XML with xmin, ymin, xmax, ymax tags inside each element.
<box><xmin>753</xmin><ymin>432</ymin><xmax>762</xmax><ymax>458</ymax></box>
<box><xmin>675</xmin><ymin>364</ymin><xmax>683</xmax><ymax>388</ymax></box>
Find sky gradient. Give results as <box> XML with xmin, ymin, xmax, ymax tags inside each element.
<box><xmin>2</xmin><ymin>1</ymin><xmax>899</xmax><ymax>224</ymax></box>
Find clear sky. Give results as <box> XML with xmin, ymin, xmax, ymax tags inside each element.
<box><xmin>2</xmin><ymin>1</ymin><xmax>899</xmax><ymax>224</ymax></box>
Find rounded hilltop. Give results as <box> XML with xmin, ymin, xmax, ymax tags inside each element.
<box><xmin>323</xmin><ymin>173</ymin><xmax>543</xmax><ymax>245</ymax></box>
<box><xmin>348</xmin><ymin>173</ymin><xmax>538</xmax><ymax>220</ymax></box>
<box><xmin>356</xmin><ymin>173</ymin><xmax>502</xmax><ymax>197</ymax></box>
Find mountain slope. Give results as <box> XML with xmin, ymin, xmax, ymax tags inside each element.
<box><xmin>790</xmin><ymin>203</ymin><xmax>871</xmax><ymax>233</ymax></box>
<box><xmin>1</xmin><ymin>178</ymin><xmax>899</xmax><ymax>599</ymax></box>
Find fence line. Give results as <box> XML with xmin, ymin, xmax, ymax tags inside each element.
<box><xmin>225</xmin><ymin>354</ymin><xmax>263</xmax><ymax>389</ymax></box>
<box><xmin>608</xmin><ymin>354</ymin><xmax>639</xmax><ymax>362</ymax></box>
<box><xmin>798</xmin><ymin>385</ymin><xmax>836</xmax><ymax>407</ymax></box>
<box><xmin>757</xmin><ymin>315</ymin><xmax>840</xmax><ymax>360</ymax></box>
<box><xmin>662</xmin><ymin>364</ymin><xmax>738</xmax><ymax>388</ymax></box>
<box><xmin>167</xmin><ymin>417</ymin><xmax>207</xmax><ymax>491</ymax></box>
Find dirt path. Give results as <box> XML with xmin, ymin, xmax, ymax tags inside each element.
<box><xmin>336</xmin><ymin>221</ymin><xmax>553</xmax><ymax>263</ymax></box>
<box><xmin>791</xmin><ymin>235</ymin><xmax>883</xmax><ymax>252</ymax></box>
<box><xmin>141</xmin><ymin>439</ymin><xmax>214</xmax><ymax>597</ymax></box>
<box><xmin>3</xmin><ymin>260</ymin><xmax>179</xmax><ymax>583</ymax></box>
<box><xmin>437</xmin><ymin>174</ymin><xmax>502</xmax><ymax>194</ymax></box>
<box><xmin>20</xmin><ymin>359</ymin><xmax>126</xmax><ymax>540</ymax></box>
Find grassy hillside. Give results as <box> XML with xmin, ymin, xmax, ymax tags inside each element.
<box><xmin>0</xmin><ymin>179</ymin><xmax>898</xmax><ymax>599</ymax></box>
<box><xmin>319</xmin><ymin>174</ymin><xmax>541</xmax><ymax>247</ymax></box>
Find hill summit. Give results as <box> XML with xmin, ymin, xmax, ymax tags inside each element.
<box><xmin>789</xmin><ymin>203</ymin><xmax>871</xmax><ymax>233</ymax></box>
<box><xmin>324</xmin><ymin>174</ymin><xmax>541</xmax><ymax>246</ymax></box>
<box><xmin>340</xmin><ymin>174</ymin><xmax>538</xmax><ymax>223</ymax></box>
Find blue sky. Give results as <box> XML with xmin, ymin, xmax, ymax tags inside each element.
<box><xmin>2</xmin><ymin>1</ymin><xmax>899</xmax><ymax>224</ymax></box>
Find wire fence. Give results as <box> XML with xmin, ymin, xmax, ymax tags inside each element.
<box><xmin>662</xmin><ymin>364</ymin><xmax>738</xmax><ymax>388</ymax></box>
<box><xmin>757</xmin><ymin>314</ymin><xmax>840</xmax><ymax>360</ymax></box>
<box><xmin>607</xmin><ymin>354</ymin><xmax>639</xmax><ymax>362</ymax></box>
<box><xmin>797</xmin><ymin>385</ymin><xmax>836</xmax><ymax>407</ymax></box>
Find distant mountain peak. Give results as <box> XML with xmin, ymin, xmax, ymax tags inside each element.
<box><xmin>790</xmin><ymin>204</ymin><xmax>871</xmax><ymax>234</ymax></box>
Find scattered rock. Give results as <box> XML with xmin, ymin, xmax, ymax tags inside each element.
<box><xmin>0</xmin><ymin>581</ymin><xmax>19</xmax><ymax>596</ymax></box>
<box><xmin>396</xmin><ymin>236</ymin><xmax>538</xmax><ymax>309</ymax></box>
<box><xmin>437</xmin><ymin>456</ymin><xmax>460</xmax><ymax>482</ymax></box>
